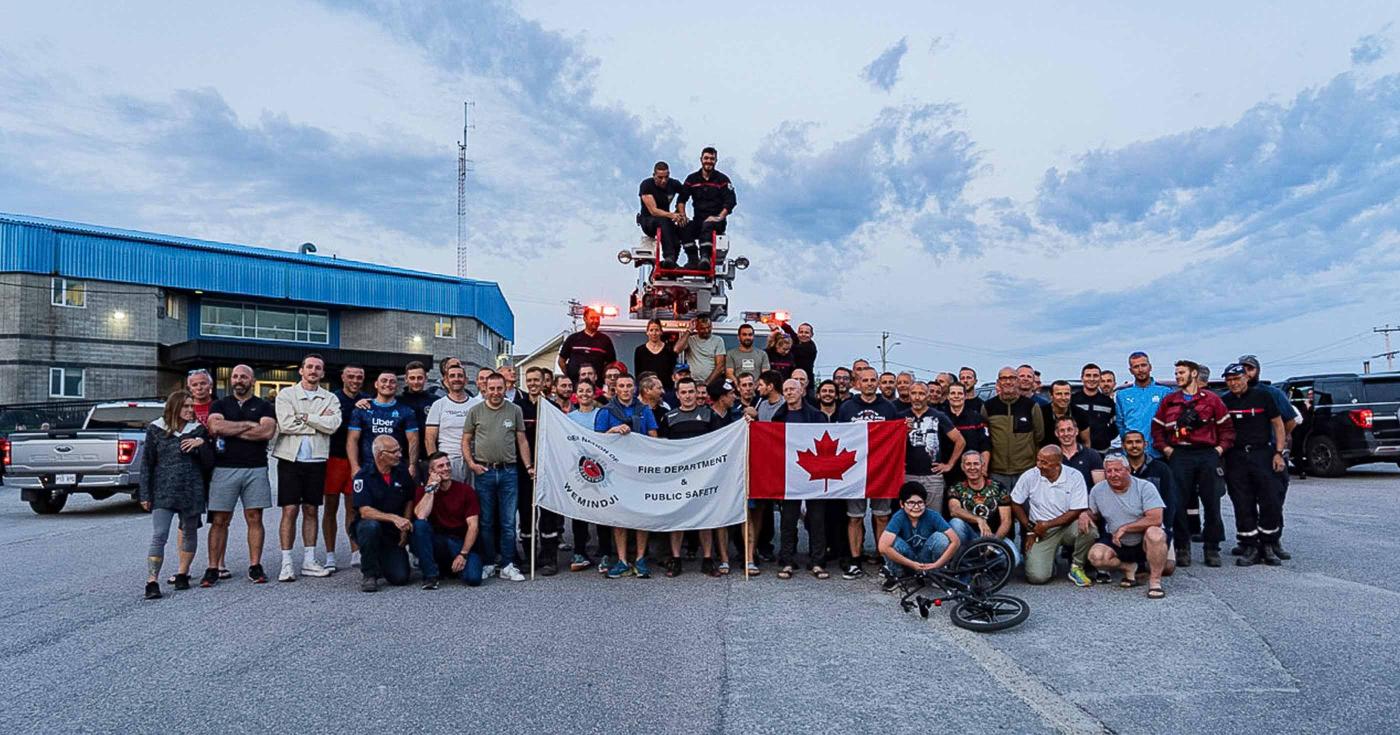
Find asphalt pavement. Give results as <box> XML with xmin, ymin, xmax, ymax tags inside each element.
<box><xmin>2</xmin><ymin>465</ymin><xmax>1398</xmax><ymax>734</ymax></box>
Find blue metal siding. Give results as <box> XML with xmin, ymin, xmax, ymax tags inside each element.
<box><xmin>0</xmin><ymin>213</ymin><xmax>513</xmax><ymax>341</ymax></box>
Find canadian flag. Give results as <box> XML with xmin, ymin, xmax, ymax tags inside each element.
<box><xmin>749</xmin><ymin>422</ymin><xmax>906</xmax><ymax>500</ymax></box>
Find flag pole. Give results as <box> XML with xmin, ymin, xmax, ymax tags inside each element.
<box><xmin>530</xmin><ymin>401</ymin><xmax>543</xmax><ymax>582</ymax></box>
<box><xmin>743</xmin><ymin>420</ymin><xmax>751</xmax><ymax>582</ymax></box>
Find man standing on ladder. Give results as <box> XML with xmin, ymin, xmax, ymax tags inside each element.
<box><xmin>678</xmin><ymin>146</ymin><xmax>736</xmax><ymax>271</ymax></box>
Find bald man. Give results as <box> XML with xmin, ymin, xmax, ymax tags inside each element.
<box><xmin>352</xmin><ymin>435</ymin><xmax>416</xmax><ymax>591</ymax></box>
<box><xmin>206</xmin><ymin>364</ymin><xmax>278</xmax><ymax>584</ymax></box>
<box><xmin>1010</xmin><ymin>446</ymin><xmax>1097</xmax><ymax>586</ymax></box>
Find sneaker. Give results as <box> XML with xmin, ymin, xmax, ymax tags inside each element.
<box><xmin>606</xmin><ymin>559</ymin><xmax>633</xmax><ymax>579</ymax></box>
<box><xmin>569</xmin><ymin>554</ymin><xmax>593</xmax><ymax>572</ymax></box>
<box><xmin>634</xmin><ymin>557</ymin><xmax>652</xmax><ymax>579</ymax></box>
<box><xmin>499</xmin><ymin>564</ymin><xmax>526</xmax><ymax>582</ymax></box>
<box><xmin>877</xmin><ymin>566</ymin><xmax>893</xmax><ymax>581</ymax></box>
<box><xmin>665</xmin><ymin>557</ymin><xmax>682</xmax><ymax>578</ymax></box>
<box><xmin>301</xmin><ymin>559</ymin><xmax>332</xmax><ymax>578</ymax></box>
<box><xmin>173</xmin><ymin>574</ymin><xmax>192</xmax><ymax>591</ymax></box>
<box><xmin>842</xmin><ymin>564</ymin><xmax>864</xmax><ymax>580</ymax></box>
<box><xmin>324</xmin><ymin>557</ymin><xmax>338</xmax><ymax>573</ymax></box>
<box><xmin>361</xmin><ymin>576</ymin><xmax>379</xmax><ymax>593</ymax></box>
<box><xmin>350</xmin><ymin>551</ymin><xmax>362</xmax><ymax>568</ymax></box>
<box><xmin>1068</xmin><ymin>565</ymin><xmax>1092</xmax><ymax>587</ymax></box>
<box><xmin>422</xmin><ymin>577</ymin><xmax>440</xmax><ymax>590</ymax></box>
<box><xmin>247</xmin><ymin>564</ymin><xmax>267</xmax><ymax>584</ymax></box>
<box><xmin>144</xmin><ymin>581</ymin><xmax>162</xmax><ymax>600</ymax></box>
<box><xmin>597</xmin><ymin>555</ymin><xmax>612</xmax><ymax>575</ymax></box>
<box><xmin>481</xmin><ymin>564</ymin><xmax>498</xmax><ymax>579</ymax></box>
<box><xmin>199</xmin><ymin>568</ymin><xmax>219</xmax><ymax>588</ymax></box>
<box><xmin>701</xmin><ymin>558</ymin><xmax>718</xmax><ymax>577</ymax></box>
<box><xmin>278</xmin><ymin>561</ymin><xmax>296</xmax><ymax>582</ymax></box>
<box><xmin>881</xmin><ymin>574</ymin><xmax>901</xmax><ymax>592</ymax></box>
<box><xmin>1094</xmin><ymin>570</ymin><xmax>1112</xmax><ymax>585</ymax></box>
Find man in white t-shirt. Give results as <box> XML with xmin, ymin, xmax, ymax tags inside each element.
<box><xmin>675</xmin><ymin>314</ymin><xmax>726</xmax><ymax>387</ymax></box>
<box><xmin>1010</xmin><ymin>445</ymin><xmax>1097</xmax><ymax>586</ymax></box>
<box><xmin>425</xmin><ymin>364</ymin><xmax>473</xmax><ymax>481</ymax></box>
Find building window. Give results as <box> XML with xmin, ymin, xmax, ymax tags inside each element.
<box><xmin>200</xmin><ymin>300</ymin><xmax>329</xmax><ymax>344</ymax></box>
<box><xmin>162</xmin><ymin>292</ymin><xmax>181</xmax><ymax>320</ymax></box>
<box><xmin>477</xmin><ymin>324</ymin><xmax>492</xmax><ymax>349</ymax></box>
<box><xmin>49</xmin><ymin>367</ymin><xmax>85</xmax><ymax>398</ymax></box>
<box><xmin>435</xmin><ymin>316</ymin><xmax>455</xmax><ymax>339</ymax></box>
<box><xmin>50</xmin><ymin>278</ymin><xmax>86</xmax><ymax>308</ymax></box>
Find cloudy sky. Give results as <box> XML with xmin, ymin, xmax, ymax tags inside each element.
<box><xmin>4</xmin><ymin>1</ymin><xmax>1400</xmax><ymax>380</ymax></box>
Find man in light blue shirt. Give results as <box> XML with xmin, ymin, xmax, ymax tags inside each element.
<box><xmin>1115</xmin><ymin>352</ymin><xmax>1174</xmax><ymax>458</ymax></box>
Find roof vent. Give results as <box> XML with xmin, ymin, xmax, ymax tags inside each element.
<box><xmin>299</xmin><ymin>242</ymin><xmax>317</xmax><ymax>255</ymax></box>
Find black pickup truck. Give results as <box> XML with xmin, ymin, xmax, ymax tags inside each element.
<box><xmin>1276</xmin><ymin>372</ymin><xmax>1400</xmax><ymax>476</ymax></box>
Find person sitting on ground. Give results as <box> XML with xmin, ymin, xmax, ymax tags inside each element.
<box><xmin>1011</xmin><ymin>446</ymin><xmax>1097</xmax><ymax>586</ymax></box>
<box><xmin>946</xmin><ymin>450</ymin><xmax>1021</xmax><ymax>566</ymax></box>
<box><xmin>409</xmin><ymin>451</ymin><xmax>483</xmax><ymax>590</ymax></box>
<box><xmin>1086</xmin><ymin>452</ymin><xmax>1170</xmax><ymax>599</ymax></box>
<box><xmin>353</xmin><ymin>435</ymin><xmax>416</xmax><ymax>592</ymax></box>
<box><xmin>877</xmin><ymin>481</ymin><xmax>961</xmax><ymax>591</ymax></box>
<box><xmin>139</xmin><ymin>390</ymin><xmax>214</xmax><ymax>599</ymax></box>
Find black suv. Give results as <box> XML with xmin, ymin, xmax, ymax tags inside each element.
<box><xmin>1277</xmin><ymin>372</ymin><xmax>1400</xmax><ymax>476</ymax></box>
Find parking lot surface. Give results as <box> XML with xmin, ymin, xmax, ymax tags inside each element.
<box><xmin>2</xmin><ymin>466</ymin><xmax>1398</xmax><ymax>734</ymax></box>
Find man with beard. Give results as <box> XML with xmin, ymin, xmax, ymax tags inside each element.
<box><xmin>675</xmin><ymin>314</ymin><xmax>726</xmax><ymax>387</ymax></box>
<box><xmin>426</xmin><ymin>364</ymin><xmax>473</xmax><ymax>482</ymax></box>
<box><xmin>205</xmin><ymin>364</ymin><xmax>277</xmax><ymax>585</ymax></box>
<box><xmin>557</xmin><ymin>306</ymin><xmax>617</xmax><ymax>383</ymax></box>
<box><xmin>898</xmin><ymin>382</ymin><xmax>965</xmax><ymax>520</ymax></box>
<box><xmin>726</xmin><ymin>323</ymin><xmax>771</xmax><ymax>383</ymax></box>
<box><xmin>657</xmin><ymin>378</ymin><xmax>727</xmax><ymax>577</ymax></box>
<box><xmin>677</xmin><ymin>146</ymin><xmax>736</xmax><ymax>270</ymax></box>
<box><xmin>837</xmin><ymin>366</ymin><xmax>901</xmax><ymax>580</ymax></box>
<box><xmin>1116</xmin><ymin>352</ymin><xmax>1173</xmax><ymax>457</ymax></box>
<box><xmin>1151</xmin><ymin>360</ymin><xmax>1234</xmax><ymax>568</ymax></box>
<box><xmin>958</xmin><ymin>367</ymin><xmax>985</xmax><ymax>415</ymax></box>
<box><xmin>832</xmin><ymin>367</ymin><xmax>854</xmax><ymax>398</ymax></box>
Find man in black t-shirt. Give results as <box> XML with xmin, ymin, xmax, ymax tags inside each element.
<box><xmin>658</xmin><ymin>377</ymin><xmax>727</xmax><ymax>577</ymax></box>
<box><xmin>1220</xmin><ymin>363</ymin><xmax>1287</xmax><ymax>566</ymax></box>
<box><xmin>1071</xmin><ymin>363</ymin><xmax>1117</xmax><ymax>451</ymax></box>
<box><xmin>557</xmin><ymin>307</ymin><xmax>617</xmax><ymax>382</ymax></box>
<box><xmin>205</xmin><ymin>364</ymin><xmax>278</xmax><ymax>585</ymax></box>
<box><xmin>898</xmin><ymin>382</ymin><xmax>965</xmax><ymax>520</ymax></box>
<box><xmin>837</xmin><ymin>366</ymin><xmax>901</xmax><ymax>579</ymax></box>
<box><xmin>638</xmin><ymin>161</ymin><xmax>688</xmax><ymax>269</ymax></box>
<box><xmin>677</xmin><ymin>146</ymin><xmax>737</xmax><ymax>270</ymax></box>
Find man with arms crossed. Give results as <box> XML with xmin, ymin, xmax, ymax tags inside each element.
<box><xmin>205</xmin><ymin>365</ymin><xmax>277</xmax><ymax>585</ymax></box>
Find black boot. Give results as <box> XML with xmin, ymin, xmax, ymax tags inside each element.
<box><xmin>539</xmin><ymin>539</ymin><xmax>559</xmax><ymax>576</ymax></box>
<box><xmin>1235</xmin><ymin>543</ymin><xmax>1261</xmax><ymax>567</ymax></box>
<box><xmin>1175</xmin><ymin>548</ymin><xmax>1192</xmax><ymax>567</ymax></box>
<box><xmin>1260</xmin><ymin>542</ymin><xmax>1282</xmax><ymax>566</ymax></box>
<box><xmin>681</xmin><ymin>245</ymin><xmax>700</xmax><ymax>270</ymax></box>
<box><xmin>1203</xmin><ymin>547</ymin><xmax>1222</xmax><ymax>567</ymax></box>
<box><xmin>1229</xmin><ymin>544</ymin><xmax>1246</xmax><ymax>556</ymax></box>
<box><xmin>1267</xmin><ymin>539</ymin><xmax>1291</xmax><ymax>561</ymax></box>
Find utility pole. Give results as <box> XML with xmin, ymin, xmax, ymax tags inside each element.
<box><xmin>456</xmin><ymin>101</ymin><xmax>475</xmax><ymax>278</ymax></box>
<box><xmin>877</xmin><ymin>331</ymin><xmax>900</xmax><ymax>374</ymax></box>
<box><xmin>1376</xmin><ymin>324</ymin><xmax>1399</xmax><ymax>371</ymax></box>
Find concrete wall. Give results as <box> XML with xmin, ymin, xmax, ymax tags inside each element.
<box><xmin>337</xmin><ymin>311</ymin><xmax>501</xmax><ymax>376</ymax></box>
<box><xmin>0</xmin><ymin>273</ymin><xmax>160</xmax><ymax>403</ymax></box>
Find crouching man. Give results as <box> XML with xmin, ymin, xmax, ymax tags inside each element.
<box><xmin>877</xmin><ymin>482</ymin><xmax>960</xmax><ymax>591</ymax></box>
<box><xmin>1087</xmin><ymin>452</ymin><xmax>1170</xmax><ymax>599</ymax></box>
<box><xmin>411</xmin><ymin>451</ymin><xmax>484</xmax><ymax>590</ymax></box>
<box><xmin>353</xmin><ymin>436</ymin><xmax>414</xmax><ymax>592</ymax></box>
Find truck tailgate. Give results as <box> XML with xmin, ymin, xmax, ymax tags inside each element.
<box><xmin>8</xmin><ymin>432</ymin><xmax>128</xmax><ymax>475</ymax></box>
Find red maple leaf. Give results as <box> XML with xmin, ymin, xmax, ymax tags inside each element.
<box><xmin>795</xmin><ymin>431</ymin><xmax>858</xmax><ymax>493</ymax></box>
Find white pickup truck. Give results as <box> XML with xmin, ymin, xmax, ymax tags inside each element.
<box><xmin>3</xmin><ymin>401</ymin><xmax>164</xmax><ymax>514</ymax></box>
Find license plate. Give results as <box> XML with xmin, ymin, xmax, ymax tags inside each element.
<box><xmin>54</xmin><ymin>473</ymin><xmax>77</xmax><ymax>485</ymax></box>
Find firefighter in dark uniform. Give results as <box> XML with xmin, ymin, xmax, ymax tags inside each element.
<box><xmin>1219</xmin><ymin>363</ymin><xmax>1288</xmax><ymax>566</ymax></box>
<box><xmin>638</xmin><ymin>161</ymin><xmax>687</xmax><ymax>270</ymax></box>
<box><xmin>677</xmin><ymin>146</ymin><xmax>737</xmax><ymax>270</ymax></box>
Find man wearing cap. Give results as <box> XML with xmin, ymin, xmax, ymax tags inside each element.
<box><xmin>1238</xmin><ymin>354</ymin><xmax>1300</xmax><ymax>559</ymax></box>
<box><xmin>1220</xmin><ymin>363</ymin><xmax>1287</xmax><ymax>566</ymax></box>
<box><xmin>1151</xmin><ymin>360</ymin><xmax>1235</xmax><ymax>568</ymax></box>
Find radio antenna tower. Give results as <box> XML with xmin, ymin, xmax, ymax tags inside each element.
<box><xmin>456</xmin><ymin>101</ymin><xmax>475</xmax><ymax>278</ymax></box>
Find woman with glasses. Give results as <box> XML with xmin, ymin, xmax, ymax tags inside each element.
<box><xmin>139</xmin><ymin>390</ymin><xmax>214</xmax><ymax>599</ymax></box>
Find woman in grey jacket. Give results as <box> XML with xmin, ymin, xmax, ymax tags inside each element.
<box><xmin>139</xmin><ymin>390</ymin><xmax>214</xmax><ymax>599</ymax></box>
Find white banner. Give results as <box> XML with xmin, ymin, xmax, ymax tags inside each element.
<box><xmin>535</xmin><ymin>401</ymin><xmax>748</xmax><ymax>532</ymax></box>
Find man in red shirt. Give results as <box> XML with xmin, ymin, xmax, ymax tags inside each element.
<box><xmin>1151</xmin><ymin>360</ymin><xmax>1235</xmax><ymax>568</ymax></box>
<box><xmin>186</xmin><ymin>369</ymin><xmax>215</xmax><ymax>427</ymax></box>
<box><xmin>409</xmin><ymin>452</ymin><xmax>483</xmax><ymax>589</ymax></box>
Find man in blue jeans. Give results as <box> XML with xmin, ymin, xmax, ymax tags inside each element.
<box><xmin>461</xmin><ymin>372</ymin><xmax>534</xmax><ymax>583</ymax></box>
<box><xmin>410</xmin><ymin>452</ymin><xmax>483</xmax><ymax>589</ymax></box>
<box><xmin>877</xmin><ymin>481</ymin><xmax>961</xmax><ymax>591</ymax></box>
<box><xmin>352</xmin><ymin>436</ymin><xmax>415</xmax><ymax>592</ymax></box>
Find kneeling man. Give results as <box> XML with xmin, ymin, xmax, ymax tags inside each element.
<box><xmin>411</xmin><ymin>451</ymin><xmax>484</xmax><ymax>589</ymax></box>
<box><xmin>877</xmin><ymin>482</ymin><xmax>960</xmax><ymax>591</ymax></box>
<box><xmin>353</xmin><ymin>436</ymin><xmax>414</xmax><ymax>592</ymax></box>
<box><xmin>1087</xmin><ymin>452</ymin><xmax>1170</xmax><ymax>598</ymax></box>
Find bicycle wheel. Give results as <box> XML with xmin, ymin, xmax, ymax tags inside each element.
<box><xmin>949</xmin><ymin>595</ymin><xmax>1030</xmax><ymax>632</ymax></box>
<box><xmin>953</xmin><ymin>538</ymin><xmax>1013</xmax><ymax>594</ymax></box>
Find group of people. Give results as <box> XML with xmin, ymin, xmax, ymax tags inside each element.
<box><xmin>138</xmin><ymin>309</ymin><xmax>1298</xmax><ymax>602</ymax></box>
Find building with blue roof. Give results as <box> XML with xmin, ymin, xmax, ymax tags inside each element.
<box><xmin>0</xmin><ymin>213</ymin><xmax>514</xmax><ymax>403</ymax></box>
